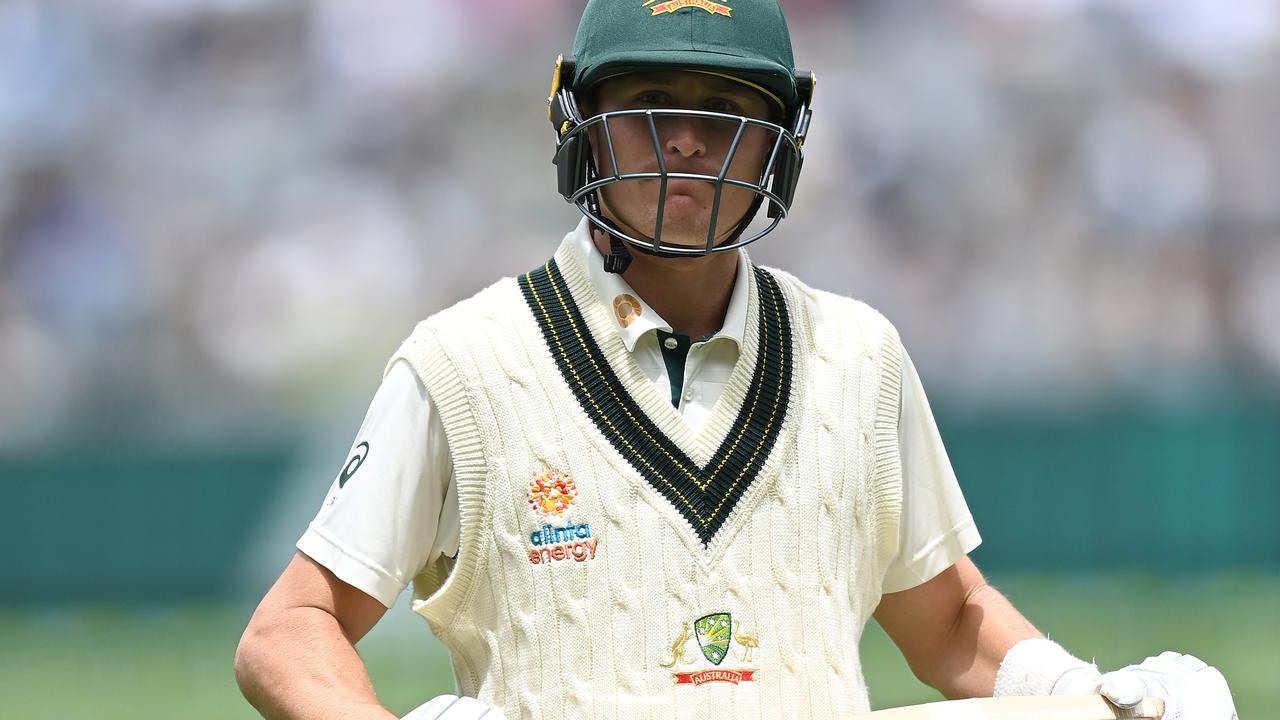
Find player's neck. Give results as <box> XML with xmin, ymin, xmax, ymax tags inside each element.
<box><xmin>592</xmin><ymin>229</ymin><xmax>737</xmax><ymax>341</ymax></box>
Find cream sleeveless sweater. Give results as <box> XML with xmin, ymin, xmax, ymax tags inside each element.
<box><xmin>390</xmin><ymin>236</ymin><xmax>905</xmax><ymax>720</ymax></box>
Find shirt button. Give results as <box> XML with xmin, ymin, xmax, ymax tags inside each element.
<box><xmin>683</xmin><ymin>389</ymin><xmax>696</xmax><ymax>401</ymax></box>
<box><xmin>663</xmin><ymin>337</ymin><xmax>679</xmax><ymax>350</ymax></box>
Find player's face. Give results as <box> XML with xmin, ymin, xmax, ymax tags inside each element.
<box><xmin>587</xmin><ymin>71</ymin><xmax>776</xmax><ymax>249</ymax></box>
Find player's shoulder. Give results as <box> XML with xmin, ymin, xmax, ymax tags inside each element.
<box><xmin>760</xmin><ymin>264</ymin><xmax>901</xmax><ymax>342</ymax></box>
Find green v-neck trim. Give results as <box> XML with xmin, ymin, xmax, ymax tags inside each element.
<box><xmin>517</xmin><ymin>258</ymin><xmax>793</xmax><ymax>545</ymax></box>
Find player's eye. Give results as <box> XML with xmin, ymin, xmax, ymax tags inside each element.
<box><xmin>636</xmin><ymin>90</ymin><xmax>672</xmax><ymax>107</ymax></box>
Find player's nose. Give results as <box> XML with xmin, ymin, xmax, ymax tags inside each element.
<box><xmin>663</xmin><ymin>118</ymin><xmax>708</xmax><ymax>160</ymax></box>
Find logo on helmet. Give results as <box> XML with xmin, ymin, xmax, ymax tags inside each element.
<box><xmin>643</xmin><ymin>0</ymin><xmax>732</xmax><ymax>18</ymax></box>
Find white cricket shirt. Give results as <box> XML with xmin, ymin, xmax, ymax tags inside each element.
<box><xmin>299</xmin><ymin>220</ymin><xmax>981</xmax><ymax>608</ymax></box>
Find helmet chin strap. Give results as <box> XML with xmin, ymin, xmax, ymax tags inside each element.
<box><xmin>603</xmin><ymin>224</ymin><xmax>633</xmax><ymax>274</ymax></box>
<box><xmin>596</xmin><ymin>193</ymin><xmax>767</xmax><ymax>275</ymax></box>
<box><xmin>588</xmin><ymin>197</ymin><xmax>636</xmax><ymax>273</ymax></box>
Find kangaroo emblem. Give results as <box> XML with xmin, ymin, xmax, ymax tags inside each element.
<box><xmin>659</xmin><ymin>623</ymin><xmax>693</xmax><ymax>668</ymax></box>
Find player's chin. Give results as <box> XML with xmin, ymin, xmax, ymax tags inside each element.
<box><xmin>644</xmin><ymin>215</ymin><xmax>743</xmax><ymax>251</ymax></box>
<box><xmin>606</xmin><ymin>192</ymin><xmax>749</xmax><ymax>248</ymax></box>
<box><xmin>660</xmin><ymin>197</ymin><xmax>755</xmax><ymax>244</ymax></box>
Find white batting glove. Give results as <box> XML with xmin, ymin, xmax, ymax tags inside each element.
<box><xmin>401</xmin><ymin>695</ymin><xmax>509</xmax><ymax>720</ymax></box>
<box><xmin>1094</xmin><ymin>652</ymin><xmax>1237</xmax><ymax>720</ymax></box>
<box><xmin>997</xmin><ymin>639</ymin><xmax>1238</xmax><ymax>720</ymax></box>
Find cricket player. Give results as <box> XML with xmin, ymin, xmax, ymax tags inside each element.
<box><xmin>234</xmin><ymin>1</ymin><xmax>1238</xmax><ymax>718</ymax></box>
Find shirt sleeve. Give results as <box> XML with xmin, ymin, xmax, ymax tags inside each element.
<box><xmin>297</xmin><ymin>359</ymin><xmax>458</xmax><ymax>608</ymax></box>
<box><xmin>881</xmin><ymin>350</ymin><xmax>982</xmax><ymax>593</ymax></box>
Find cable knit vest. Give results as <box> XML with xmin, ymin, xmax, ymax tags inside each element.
<box><xmin>390</xmin><ymin>236</ymin><xmax>905</xmax><ymax>720</ymax></box>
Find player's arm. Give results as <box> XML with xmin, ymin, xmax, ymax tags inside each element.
<box><xmin>234</xmin><ymin>359</ymin><xmax>458</xmax><ymax>718</ymax></box>
<box><xmin>235</xmin><ymin>551</ymin><xmax>396</xmax><ymax>720</ymax></box>
<box><xmin>878</xmin><ymin>351</ymin><xmax>1236</xmax><ymax>717</ymax></box>
<box><xmin>874</xmin><ymin>557</ymin><xmax>1239</xmax><ymax>719</ymax></box>
<box><xmin>874</xmin><ymin>555</ymin><xmax>1040</xmax><ymax>699</ymax></box>
<box><xmin>877</xmin><ymin>349</ymin><xmax>1036</xmax><ymax>697</ymax></box>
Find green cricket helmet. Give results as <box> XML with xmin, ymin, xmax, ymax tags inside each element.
<box><xmin>548</xmin><ymin>0</ymin><xmax>815</xmax><ymax>271</ymax></box>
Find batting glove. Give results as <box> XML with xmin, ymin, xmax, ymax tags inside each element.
<box><xmin>1094</xmin><ymin>652</ymin><xmax>1237</xmax><ymax>720</ymax></box>
<box><xmin>401</xmin><ymin>695</ymin><xmax>509</xmax><ymax>720</ymax></box>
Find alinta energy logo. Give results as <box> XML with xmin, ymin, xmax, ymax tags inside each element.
<box><xmin>643</xmin><ymin>0</ymin><xmax>732</xmax><ymax>17</ymax></box>
<box><xmin>526</xmin><ymin>466</ymin><xmax>598</xmax><ymax>565</ymax></box>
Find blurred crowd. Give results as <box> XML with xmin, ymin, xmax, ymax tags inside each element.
<box><xmin>1</xmin><ymin>0</ymin><xmax>1278</xmax><ymax>449</ymax></box>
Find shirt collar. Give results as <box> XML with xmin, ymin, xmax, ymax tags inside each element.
<box><xmin>569</xmin><ymin>217</ymin><xmax>750</xmax><ymax>353</ymax></box>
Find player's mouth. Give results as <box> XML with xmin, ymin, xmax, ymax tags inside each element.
<box><xmin>665</xmin><ymin>180</ymin><xmax>709</xmax><ymax>200</ymax></box>
<box><xmin>637</xmin><ymin>176</ymin><xmax>716</xmax><ymax>202</ymax></box>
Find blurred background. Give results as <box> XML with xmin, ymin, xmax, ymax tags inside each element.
<box><xmin>1</xmin><ymin>0</ymin><xmax>1277</xmax><ymax>717</ymax></box>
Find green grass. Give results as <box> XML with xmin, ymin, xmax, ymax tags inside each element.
<box><xmin>2</xmin><ymin>573</ymin><xmax>1275</xmax><ymax>718</ymax></box>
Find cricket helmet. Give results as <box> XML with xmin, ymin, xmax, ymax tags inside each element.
<box><xmin>548</xmin><ymin>0</ymin><xmax>815</xmax><ymax>271</ymax></box>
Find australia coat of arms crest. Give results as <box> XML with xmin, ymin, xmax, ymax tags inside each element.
<box><xmin>659</xmin><ymin>612</ymin><xmax>758</xmax><ymax>685</ymax></box>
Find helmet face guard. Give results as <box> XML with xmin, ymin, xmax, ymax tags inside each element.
<box><xmin>549</xmin><ymin>56</ymin><xmax>815</xmax><ymax>257</ymax></box>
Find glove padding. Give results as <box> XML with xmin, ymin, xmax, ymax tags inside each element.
<box><xmin>1095</xmin><ymin>652</ymin><xmax>1236</xmax><ymax>720</ymax></box>
<box><xmin>401</xmin><ymin>695</ymin><xmax>509</xmax><ymax>720</ymax></box>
